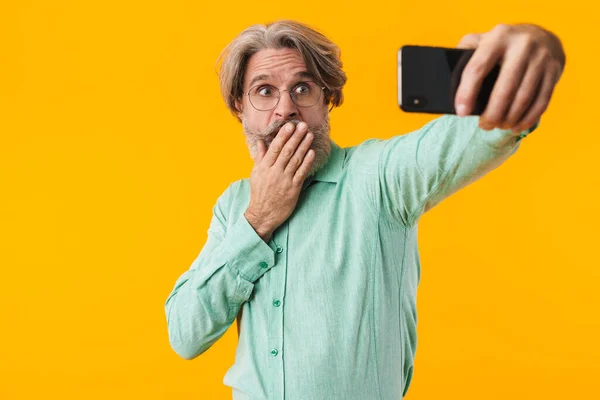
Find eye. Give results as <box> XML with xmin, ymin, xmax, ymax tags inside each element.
<box><xmin>293</xmin><ymin>83</ymin><xmax>311</xmax><ymax>96</ymax></box>
<box><xmin>257</xmin><ymin>85</ymin><xmax>275</xmax><ymax>97</ymax></box>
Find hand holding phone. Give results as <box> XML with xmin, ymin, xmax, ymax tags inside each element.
<box><xmin>398</xmin><ymin>25</ymin><xmax>565</xmax><ymax>133</ymax></box>
<box><xmin>397</xmin><ymin>45</ymin><xmax>500</xmax><ymax>115</ymax></box>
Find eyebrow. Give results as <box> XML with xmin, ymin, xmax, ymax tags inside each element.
<box><xmin>247</xmin><ymin>71</ymin><xmax>314</xmax><ymax>89</ymax></box>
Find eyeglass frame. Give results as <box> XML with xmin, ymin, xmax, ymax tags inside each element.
<box><xmin>243</xmin><ymin>81</ymin><xmax>328</xmax><ymax>111</ymax></box>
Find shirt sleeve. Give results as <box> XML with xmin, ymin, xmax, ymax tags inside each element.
<box><xmin>375</xmin><ymin>115</ymin><xmax>535</xmax><ymax>227</ymax></box>
<box><xmin>164</xmin><ymin>183</ymin><xmax>275</xmax><ymax>360</ymax></box>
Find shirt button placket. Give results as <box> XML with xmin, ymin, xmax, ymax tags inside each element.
<box><xmin>267</xmin><ymin>224</ymin><xmax>288</xmax><ymax>400</ymax></box>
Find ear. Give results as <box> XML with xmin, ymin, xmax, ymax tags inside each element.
<box><xmin>234</xmin><ymin>98</ymin><xmax>245</xmax><ymax>115</ymax></box>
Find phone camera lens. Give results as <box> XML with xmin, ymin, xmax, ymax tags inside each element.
<box><xmin>410</xmin><ymin>96</ymin><xmax>427</xmax><ymax>108</ymax></box>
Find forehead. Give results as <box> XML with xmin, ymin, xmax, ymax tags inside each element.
<box><xmin>244</xmin><ymin>48</ymin><xmax>308</xmax><ymax>87</ymax></box>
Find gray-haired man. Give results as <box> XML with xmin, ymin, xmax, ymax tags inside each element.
<box><xmin>165</xmin><ymin>20</ymin><xmax>564</xmax><ymax>399</ymax></box>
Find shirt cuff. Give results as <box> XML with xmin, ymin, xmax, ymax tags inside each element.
<box><xmin>220</xmin><ymin>213</ymin><xmax>276</xmax><ymax>284</ymax></box>
<box><xmin>517</xmin><ymin>120</ymin><xmax>540</xmax><ymax>142</ymax></box>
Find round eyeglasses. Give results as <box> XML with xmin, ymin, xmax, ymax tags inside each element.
<box><xmin>244</xmin><ymin>81</ymin><xmax>326</xmax><ymax>111</ymax></box>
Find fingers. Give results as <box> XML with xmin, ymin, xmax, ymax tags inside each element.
<box><xmin>512</xmin><ymin>63</ymin><xmax>560</xmax><ymax>132</ymax></box>
<box><xmin>455</xmin><ymin>37</ymin><xmax>505</xmax><ymax>116</ymax></box>
<box><xmin>262</xmin><ymin>122</ymin><xmax>296</xmax><ymax>166</ymax></box>
<box><xmin>501</xmin><ymin>51</ymin><xmax>546</xmax><ymax>129</ymax></box>
<box><xmin>479</xmin><ymin>40</ymin><xmax>532</xmax><ymax>129</ymax></box>
<box><xmin>457</xmin><ymin>33</ymin><xmax>482</xmax><ymax>49</ymax></box>
<box><xmin>293</xmin><ymin>149</ymin><xmax>315</xmax><ymax>186</ymax></box>
<box><xmin>284</xmin><ymin>130</ymin><xmax>313</xmax><ymax>176</ymax></box>
<box><xmin>274</xmin><ymin>122</ymin><xmax>309</xmax><ymax>170</ymax></box>
<box><xmin>454</xmin><ymin>24</ymin><xmax>563</xmax><ymax>131</ymax></box>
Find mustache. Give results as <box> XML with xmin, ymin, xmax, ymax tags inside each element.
<box><xmin>243</xmin><ymin>115</ymin><xmax>330</xmax><ymax>152</ymax></box>
<box><xmin>262</xmin><ymin>119</ymin><xmax>302</xmax><ymax>137</ymax></box>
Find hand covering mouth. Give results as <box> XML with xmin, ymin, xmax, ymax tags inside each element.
<box><xmin>262</xmin><ymin>119</ymin><xmax>302</xmax><ymax>148</ymax></box>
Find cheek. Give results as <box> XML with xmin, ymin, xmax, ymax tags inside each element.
<box><xmin>301</xmin><ymin>105</ymin><xmax>328</xmax><ymax>126</ymax></box>
<box><xmin>243</xmin><ymin>109</ymin><xmax>272</xmax><ymax>131</ymax></box>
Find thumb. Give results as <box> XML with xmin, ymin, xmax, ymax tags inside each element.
<box><xmin>457</xmin><ymin>33</ymin><xmax>482</xmax><ymax>49</ymax></box>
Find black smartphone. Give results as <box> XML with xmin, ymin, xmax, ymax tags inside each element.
<box><xmin>397</xmin><ymin>45</ymin><xmax>500</xmax><ymax>115</ymax></box>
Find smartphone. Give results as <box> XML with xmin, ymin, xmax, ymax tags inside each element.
<box><xmin>397</xmin><ymin>45</ymin><xmax>500</xmax><ymax>115</ymax></box>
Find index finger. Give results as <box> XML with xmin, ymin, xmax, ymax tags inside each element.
<box><xmin>262</xmin><ymin>122</ymin><xmax>296</xmax><ymax>166</ymax></box>
<box><xmin>455</xmin><ymin>43</ymin><xmax>504</xmax><ymax>117</ymax></box>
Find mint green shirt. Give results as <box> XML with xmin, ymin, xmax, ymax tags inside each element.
<box><xmin>165</xmin><ymin>115</ymin><xmax>535</xmax><ymax>400</ymax></box>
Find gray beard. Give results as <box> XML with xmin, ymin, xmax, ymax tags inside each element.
<box><xmin>242</xmin><ymin>116</ymin><xmax>331</xmax><ymax>178</ymax></box>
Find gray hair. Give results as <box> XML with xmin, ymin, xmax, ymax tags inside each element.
<box><xmin>216</xmin><ymin>20</ymin><xmax>347</xmax><ymax>122</ymax></box>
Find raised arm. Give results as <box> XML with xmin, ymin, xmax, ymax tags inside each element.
<box><xmin>358</xmin><ymin>23</ymin><xmax>564</xmax><ymax>226</ymax></box>
<box><xmin>371</xmin><ymin>115</ymin><xmax>533</xmax><ymax>227</ymax></box>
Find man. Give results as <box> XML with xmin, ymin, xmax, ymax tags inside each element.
<box><xmin>165</xmin><ymin>20</ymin><xmax>565</xmax><ymax>399</ymax></box>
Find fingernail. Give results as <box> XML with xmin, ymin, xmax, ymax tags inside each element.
<box><xmin>286</xmin><ymin>123</ymin><xmax>294</xmax><ymax>132</ymax></box>
<box><xmin>456</xmin><ymin>104</ymin><xmax>467</xmax><ymax>116</ymax></box>
<box><xmin>298</xmin><ymin>122</ymin><xmax>307</xmax><ymax>132</ymax></box>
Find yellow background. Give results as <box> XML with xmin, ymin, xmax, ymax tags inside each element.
<box><xmin>1</xmin><ymin>0</ymin><xmax>598</xmax><ymax>399</ymax></box>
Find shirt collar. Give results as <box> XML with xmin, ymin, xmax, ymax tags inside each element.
<box><xmin>311</xmin><ymin>140</ymin><xmax>344</xmax><ymax>184</ymax></box>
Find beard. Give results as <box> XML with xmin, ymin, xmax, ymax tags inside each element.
<box><xmin>242</xmin><ymin>114</ymin><xmax>331</xmax><ymax>178</ymax></box>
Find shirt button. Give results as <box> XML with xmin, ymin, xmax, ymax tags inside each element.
<box><xmin>273</xmin><ymin>300</ymin><xmax>281</xmax><ymax>307</ymax></box>
<box><xmin>270</xmin><ymin>348</ymin><xmax>278</xmax><ymax>357</ymax></box>
<box><xmin>276</xmin><ymin>246</ymin><xmax>283</xmax><ymax>253</ymax></box>
<box><xmin>259</xmin><ymin>261</ymin><xmax>268</xmax><ymax>269</ymax></box>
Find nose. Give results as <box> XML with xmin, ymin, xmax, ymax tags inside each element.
<box><xmin>274</xmin><ymin>90</ymin><xmax>298</xmax><ymax>120</ymax></box>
